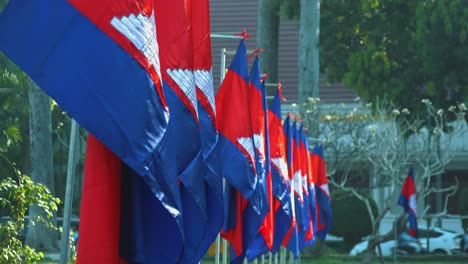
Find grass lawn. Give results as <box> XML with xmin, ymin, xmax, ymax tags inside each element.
<box><xmin>199</xmin><ymin>255</ymin><xmax>468</xmax><ymax>264</ymax></box>
<box><xmin>41</xmin><ymin>254</ymin><xmax>468</xmax><ymax>264</ymax></box>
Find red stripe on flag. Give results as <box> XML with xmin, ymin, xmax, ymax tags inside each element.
<box><xmin>77</xmin><ymin>135</ymin><xmax>127</xmax><ymax>264</ymax></box>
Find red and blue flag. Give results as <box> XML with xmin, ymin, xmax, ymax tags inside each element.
<box><xmin>120</xmin><ymin>0</ymin><xmax>211</xmax><ymax>262</ymax></box>
<box><xmin>0</xmin><ymin>1</ymin><xmax>191</xmax><ymax>263</ymax></box>
<box><xmin>311</xmin><ymin>143</ymin><xmax>332</xmax><ymax>240</ymax></box>
<box><xmin>398</xmin><ymin>166</ymin><xmax>418</xmax><ymax>238</ymax></box>
<box><xmin>215</xmin><ymin>39</ymin><xmax>257</xmax><ymax>202</ymax></box>
<box><xmin>268</xmin><ymin>88</ymin><xmax>294</xmax><ymax>254</ymax></box>
<box><xmin>282</xmin><ymin>115</ymin><xmax>300</xmax><ymax>258</ymax></box>
<box><xmin>191</xmin><ymin>0</ymin><xmax>224</xmax><ymax>260</ymax></box>
<box><xmin>225</xmin><ymin>55</ymin><xmax>270</xmax><ymax>263</ymax></box>
<box><xmin>291</xmin><ymin>122</ymin><xmax>309</xmax><ymax>251</ymax></box>
<box><xmin>298</xmin><ymin>126</ymin><xmax>316</xmax><ymax>246</ymax></box>
<box><xmin>0</xmin><ymin>0</ymin><xmax>175</xmax><ymax>206</ymax></box>
<box><xmin>244</xmin><ymin>58</ymin><xmax>273</xmax><ymax>261</ymax></box>
<box><xmin>217</xmin><ymin>40</ymin><xmax>256</xmax><ymax>259</ymax></box>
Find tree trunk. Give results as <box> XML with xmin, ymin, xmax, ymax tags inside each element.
<box><xmin>257</xmin><ymin>0</ymin><xmax>280</xmax><ymax>88</ymax></box>
<box><xmin>26</xmin><ymin>78</ymin><xmax>57</xmax><ymax>252</ymax></box>
<box><xmin>299</xmin><ymin>0</ymin><xmax>320</xmax><ymax>102</ymax></box>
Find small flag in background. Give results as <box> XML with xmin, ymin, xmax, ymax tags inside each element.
<box><xmin>216</xmin><ymin>39</ymin><xmax>257</xmax><ymax>202</ymax></box>
<box><xmin>282</xmin><ymin>115</ymin><xmax>300</xmax><ymax>258</ymax></box>
<box><xmin>244</xmin><ymin>57</ymin><xmax>273</xmax><ymax>261</ymax></box>
<box><xmin>291</xmin><ymin>121</ymin><xmax>309</xmax><ymax>251</ymax></box>
<box><xmin>269</xmin><ymin>87</ymin><xmax>294</xmax><ymax>254</ymax></box>
<box><xmin>298</xmin><ymin>126</ymin><xmax>316</xmax><ymax>246</ymax></box>
<box><xmin>311</xmin><ymin>143</ymin><xmax>332</xmax><ymax>240</ymax></box>
<box><xmin>217</xmin><ymin>40</ymin><xmax>255</xmax><ymax>258</ymax></box>
<box><xmin>398</xmin><ymin>166</ymin><xmax>419</xmax><ymax>238</ymax></box>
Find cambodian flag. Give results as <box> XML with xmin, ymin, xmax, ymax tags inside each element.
<box><xmin>269</xmin><ymin>88</ymin><xmax>294</xmax><ymax>254</ymax></box>
<box><xmin>245</xmin><ymin>59</ymin><xmax>273</xmax><ymax>261</ymax></box>
<box><xmin>226</xmin><ymin>55</ymin><xmax>270</xmax><ymax>264</ymax></box>
<box><xmin>311</xmin><ymin>143</ymin><xmax>332</xmax><ymax>240</ymax></box>
<box><xmin>291</xmin><ymin>122</ymin><xmax>309</xmax><ymax>251</ymax></box>
<box><xmin>0</xmin><ymin>1</ymin><xmax>190</xmax><ymax>263</ymax></box>
<box><xmin>398</xmin><ymin>166</ymin><xmax>418</xmax><ymax>238</ymax></box>
<box><xmin>282</xmin><ymin>115</ymin><xmax>300</xmax><ymax>258</ymax></box>
<box><xmin>216</xmin><ymin>39</ymin><xmax>257</xmax><ymax>202</ymax></box>
<box><xmin>0</xmin><ymin>0</ymin><xmax>174</xmax><ymax>205</ymax></box>
<box><xmin>120</xmin><ymin>0</ymin><xmax>211</xmax><ymax>262</ymax></box>
<box><xmin>191</xmin><ymin>0</ymin><xmax>224</xmax><ymax>260</ymax></box>
<box><xmin>217</xmin><ymin>40</ymin><xmax>256</xmax><ymax>258</ymax></box>
<box><xmin>298</xmin><ymin>126</ymin><xmax>316</xmax><ymax>246</ymax></box>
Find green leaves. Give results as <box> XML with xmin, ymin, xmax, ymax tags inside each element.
<box><xmin>0</xmin><ymin>173</ymin><xmax>60</xmax><ymax>264</ymax></box>
<box><xmin>321</xmin><ymin>0</ymin><xmax>468</xmax><ymax>118</ymax></box>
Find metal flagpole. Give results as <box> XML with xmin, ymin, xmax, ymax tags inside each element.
<box><xmin>220</xmin><ymin>46</ymin><xmax>228</xmax><ymax>264</ymax></box>
<box><xmin>288</xmin><ymin>251</ymin><xmax>294</xmax><ymax>264</ymax></box>
<box><xmin>215</xmin><ymin>47</ymin><xmax>227</xmax><ymax>264</ymax></box>
<box><xmin>59</xmin><ymin>119</ymin><xmax>79</xmax><ymax>264</ymax></box>
<box><xmin>281</xmin><ymin>248</ymin><xmax>286</xmax><ymax>264</ymax></box>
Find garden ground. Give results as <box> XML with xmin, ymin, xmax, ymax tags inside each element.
<box><xmin>40</xmin><ymin>254</ymin><xmax>468</xmax><ymax>264</ymax></box>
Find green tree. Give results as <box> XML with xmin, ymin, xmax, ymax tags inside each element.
<box><xmin>0</xmin><ymin>54</ymin><xmax>30</xmax><ymax>185</ymax></box>
<box><xmin>0</xmin><ymin>169</ymin><xmax>60</xmax><ymax>264</ymax></box>
<box><xmin>320</xmin><ymin>0</ymin><xmax>468</xmax><ymax>116</ymax></box>
<box><xmin>330</xmin><ymin>190</ymin><xmax>378</xmax><ymax>249</ymax></box>
<box><xmin>298</xmin><ymin>97</ymin><xmax>466</xmax><ymax>263</ymax></box>
<box><xmin>0</xmin><ymin>0</ymin><xmax>8</xmax><ymax>11</ymax></box>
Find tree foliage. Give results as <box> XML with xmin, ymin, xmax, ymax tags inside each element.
<box><xmin>0</xmin><ymin>53</ymin><xmax>30</xmax><ymax>183</ymax></box>
<box><xmin>330</xmin><ymin>190</ymin><xmax>378</xmax><ymax>248</ymax></box>
<box><xmin>323</xmin><ymin>0</ymin><xmax>468</xmax><ymax>116</ymax></box>
<box><xmin>297</xmin><ymin>97</ymin><xmax>467</xmax><ymax>263</ymax></box>
<box><xmin>0</xmin><ymin>169</ymin><xmax>60</xmax><ymax>264</ymax></box>
<box><xmin>282</xmin><ymin>0</ymin><xmax>468</xmax><ymax>116</ymax></box>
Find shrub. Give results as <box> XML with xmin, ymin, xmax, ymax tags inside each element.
<box><xmin>457</xmin><ymin>188</ymin><xmax>468</xmax><ymax>230</ymax></box>
<box><xmin>0</xmin><ymin>172</ymin><xmax>60</xmax><ymax>264</ymax></box>
<box><xmin>329</xmin><ymin>190</ymin><xmax>378</xmax><ymax>249</ymax></box>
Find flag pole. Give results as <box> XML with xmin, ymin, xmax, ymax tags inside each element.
<box><xmin>307</xmin><ymin>137</ymin><xmax>323</xmax><ymax>142</ymax></box>
<box><xmin>288</xmin><ymin>251</ymin><xmax>294</xmax><ymax>264</ymax></box>
<box><xmin>220</xmin><ymin>47</ymin><xmax>228</xmax><ymax>264</ymax></box>
<box><xmin>280</xmin><ymin>248</ymin><xmax>286</xmax><ymax>264</ymax></box>
<box><xmin>211</xmin><ymin>33</ymin><xmax>247</xmax><ymax>40</ymax></box>
<box><xmin>59</xmin><ymin>119</ymin><xmax>79</xmax><ymax>264</ymax></box>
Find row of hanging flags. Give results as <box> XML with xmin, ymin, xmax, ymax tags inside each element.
<box><xmin>0</xmin><ymin>0</ymin><xmax>331</xmax><ymax>263</ymax></box>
